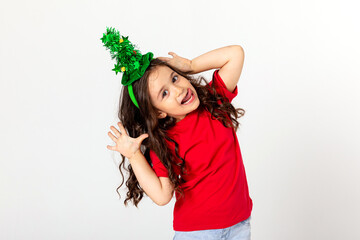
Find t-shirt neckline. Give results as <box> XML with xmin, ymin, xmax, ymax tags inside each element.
<box><xmin>169</xmin><ymin>108</ymin><xmax>201</xmax><ymax>132</ymax></box>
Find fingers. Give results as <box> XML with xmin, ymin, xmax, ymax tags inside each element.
<box><xmin>108</xmin><ymin>131</ymin><xmax>118</xmax><ymax>142</ymax></box>
<box><xmin>107</xmin><ymin>122</ymin><xmax>126</xmax><ymax>138</ymax></box>
<box><xmin>157</xmin><ymin>52</ymin><xmax>177</xmax><ymax>62</ymax></box>
<box><xmin>106</xmin><ymin>145</ymin><xmax>116</xmax><ymax>151</ymax></box>
<box><xmin>110</xmin><ymin>126</ymin><xmax>121</xmax><ymax>137</ymax></box>
<box><xmin>107</xmin><ymin>122</ymin><xmax>124</xmax><ymax>142</ymax></box>
<box><xmin>137</xmin><ymin>133</ymin><xmax>149</xmax><ymax>143</ymax></box>
<box><xmin>117</xmin><ymin>122</ymin><xmax>127</xmax><ymax>135</ymax></box>
<box><xmin>137</xmin><ymin>133</ymin><xmax>149</xmax><ymax>144</ymax></box>
<box><xmin>106</xmin><ymin>122</ymin><xmax>127</xmax><ymax>146</ymax></box>
<box><xmin>106</xmin><ymin>122</ymin><xmax>149</xmax><ymax>151</ymax></box>
<box><xmin>157</xmin><ymin>57</ymin><xmax>171</xmax><ymax>62</ymax></box>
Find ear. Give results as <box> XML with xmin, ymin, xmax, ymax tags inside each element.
<box><xmin>157</xmin><ymin>111</ymin><xmax>167</xmax><ymax>119</ymax></box>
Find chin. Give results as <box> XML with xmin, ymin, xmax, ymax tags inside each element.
<box><xmin>187</xmin><ymin>99</ymin><xmax>200</xmax><ymax>113</ymax></box>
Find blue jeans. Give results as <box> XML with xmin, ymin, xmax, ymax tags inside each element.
<box><xmin>173</xmin><ymin>216</ymin><xmax>251</xmax><ymax>240</ymax></box>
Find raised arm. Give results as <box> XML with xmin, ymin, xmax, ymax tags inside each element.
<box><xmin>107</xmin><ymin>122</ymin><xmax>174</xmax><ymax>206</ymax></box>
<box><xmin>128</xmin><ymin>150</ymin><xmax>174</xmax><ymax>206</ymax></box>
<box><xmin>190</xmin><ymin>45</ymin><xmax>245</xmax><ymax>92</ymax></box>
<box><xmin>158</xmin><ymin>45</ymin><xmax>245</xmax><ymax>93</ymax></box>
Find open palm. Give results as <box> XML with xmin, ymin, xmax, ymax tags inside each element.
<box><xmin>107</xmin><ymin>122</ymin><xmax>148</xmax><ymax>159</ymax></box>
<box><xmin>157</xmin><ymin>52</ymin><xmax>193</xmax><ymax>73</ymax></box>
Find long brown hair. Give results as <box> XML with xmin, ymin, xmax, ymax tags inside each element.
<box><xmin>116</xmin><ymin>58</ymin><xmax>245</xmax><ymax>207</ymax></box>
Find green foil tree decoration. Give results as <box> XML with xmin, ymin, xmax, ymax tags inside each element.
<box><xmin>100</xmin><ymin>27</ymin><xmax>153</xmax><ymax>108</ymax></box>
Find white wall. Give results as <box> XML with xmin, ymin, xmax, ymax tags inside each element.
<box><xmin>1</xmin><ymin>0</ymin><xmax>359</xmax><ymax>239</ymax></box>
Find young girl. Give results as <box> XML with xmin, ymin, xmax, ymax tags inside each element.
<box><xmin>103</xmin><ymin>30</ymin><xmax>253</xmax><ymax>240</ymax></box>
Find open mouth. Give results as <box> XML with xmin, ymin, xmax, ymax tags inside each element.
<box><xmin>181</xmin><ymin>89</ymin><xmax>193</xmax><ymax>105</ymax></box>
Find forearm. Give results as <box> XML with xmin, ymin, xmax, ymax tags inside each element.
<box><xmin>190</xmin><ymin>45</ymin><xmax>243</xmax><ymax>74</ymax></box>
<box><xmin>128</xmin><ymin>150</ymin><xmax>171</xmax><ymax>205</ymax></box>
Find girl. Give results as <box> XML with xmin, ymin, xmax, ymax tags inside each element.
<box><xmin>105</xmin><ymin>33</ymin><xmax>253</xmax><ymax>239</ymax></box>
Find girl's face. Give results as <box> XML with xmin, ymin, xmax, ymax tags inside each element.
<box><xmin>148</xmin><ymin>65</ymin><xmax>200</xmax><ymax>122</ymax></box>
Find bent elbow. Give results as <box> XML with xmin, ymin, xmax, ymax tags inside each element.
<box><xmin>234</xmin><ymin>45</ymin><xmax>244</xmax><ymax>52</ymax></box>
<box><xmin>235</xmin><ymin>45</ymin><xmax>244</xmax><ymax>57</ymax></box>
<box><xmin>154</xmin><ymin>193</ymin><xmax>173</xmax><ymax>206</ymax></box>
<box><xmin>156</xmin><ymin>201</ymin><xmax>168</xmax><ymax>206</ymax></box>
<box><xmin>155</xmin><ymin>197</ymin><xmax>172</xmax><ymax>206</ymax></box>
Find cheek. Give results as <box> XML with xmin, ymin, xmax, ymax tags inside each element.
<box><xmin>151</xmin><ymin>99</ymin><xmax>161</xmax><ymax>109</ymax></box>
<box><xmin>148</xmin><ymin>89</ymin><xmax>160</xmax><ymax>107</ymax></box>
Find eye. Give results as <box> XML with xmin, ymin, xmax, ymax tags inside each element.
<box><xmin>161</xmin><ymin>75</ymin><xmax>178</xmax><ymax>99</ymax></box>
<box><xmin>162</xmin><ymin>90</ymin><xmax>168</xmax><ymax>98</ymax></box>
<box><xmin>161</xmin><ymin>76</ymin><xmax>178</xmax><ymax>98</ymax></box>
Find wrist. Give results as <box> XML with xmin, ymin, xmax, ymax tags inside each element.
<box><xmin>189</xmin><ymin>60</ymin><xmax>194</xmax><ymax>74</ymax></box>
<box><xmin>128</xmin><ymin>149</ymin><xmax>142</xmax><ymax>162</ymax></box>
<box><xmin>189</xmin><ymin>59</ymin><xmax>198</xmax><ymax>74</ymax></box>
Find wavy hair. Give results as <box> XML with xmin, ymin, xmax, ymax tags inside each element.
<box><xmin>116</xmin><ymin>58</ymin><xmax>245</xmax><ymax>207</ymax></box>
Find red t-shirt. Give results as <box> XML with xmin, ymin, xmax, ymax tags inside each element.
<box><xmin>150</xmin><ymin>70</ymin><xmax>253</xmax><ymax>231</ymax></box>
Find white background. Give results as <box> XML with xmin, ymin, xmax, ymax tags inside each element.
<box><xmin>1</xmin><ymin>0</ymin><xmax>359</xmax><ymax>239</ymax></box>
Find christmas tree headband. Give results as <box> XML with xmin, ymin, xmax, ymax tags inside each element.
<box><xmin>100</xmin><ymin>27</ymin><xmax>154</xmax><ymax>108</ymax></box>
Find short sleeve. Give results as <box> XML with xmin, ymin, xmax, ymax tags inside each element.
<box><xmin>209</xmin><ymin>69</ymin><xmax>238</xmax><ymax>102</ymax></box>
<box><xmin>149</xmin><ymin>149</ymin><xmax>169</xmax><ymax>177</ymax></box>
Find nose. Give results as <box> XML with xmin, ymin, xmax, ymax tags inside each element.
<box><xmin>173</xmin><ymin>85</ymin><xmax>184</xmax><ymax>97</ymax></box>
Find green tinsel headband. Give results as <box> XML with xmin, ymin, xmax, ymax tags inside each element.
<box><xmin>100</xmin><ymin>27</ymin><xmax>154</xmax><ymax>108</ymax></box>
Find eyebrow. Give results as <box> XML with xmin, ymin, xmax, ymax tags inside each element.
<box><xmin>157</xmin><ymin>71</ymin><xmax>176</xmax><ymax>100</ymax></box>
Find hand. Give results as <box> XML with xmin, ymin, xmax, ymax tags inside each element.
<box><xmin>157</xmin><ymin>52</ymin><xmax>193</xmax><ymax>73</ymax></box>
<box><xmin>106</xmin><ymin>122</ymin><xmax>149</xmax><ymax>159</ymax></box>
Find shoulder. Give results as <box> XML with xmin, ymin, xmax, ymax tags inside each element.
<box><xmin>208</xmin><ymin>69</ymin><xmax>238</xmax><ymax>103</ymax></box>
